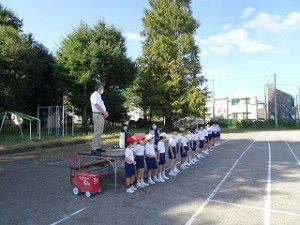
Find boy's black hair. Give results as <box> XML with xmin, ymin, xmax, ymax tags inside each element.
<box><xmin>159</xmin><ymin>136</ymin><xmax>165</xmax><ymax>140</ymax></box>
<box><xmin>185</xmin><ymin>127</ymin><xmax>191</xmax><ymax>132</ymax></box>
<box><xmin>173</xmin><ymin>127</ymin><xmax>180</xmax><ymax>132</ymax></box>
<box><xmin>192</xmin><ymin>127</ymin><xmax>197</xmax><ymax>133</ymax></box>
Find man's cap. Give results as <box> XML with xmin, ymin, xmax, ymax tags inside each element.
<box><xmin>146</xmin><ymin>134</ymin><xmax>154</xmax><ymax>141</ymax></box>
<box><xmin>159</xmin><ymin>132</ymin><xmax>167</xmax><ymax>138</ymax></box>
<box><xmin>126</xmin><ymin>136</ymin><xmax>136</xmax><ymax>144</ymax></box>
<box><xmin>94</xmin><ymin>82</ymin><xmax>105</xmax><ymax>91</ymax></box>
<box><xmin>136</xmin><ymin>135</ymin><xmax>145</xmax><ymax>142</ymax></box>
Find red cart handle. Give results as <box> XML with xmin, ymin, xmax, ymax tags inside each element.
<box><xmin>66</xmin><ymin>153</ymin><xmax>85</xmax><ymax>171</ymax></box>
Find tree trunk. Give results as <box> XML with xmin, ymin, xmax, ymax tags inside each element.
<box><xmin>81</xmin><ymin>88</ymin><xmax>89</xmax><ymax>133</ymax></box>
<box><xmin>164</xmin><ymin>117</ymin><xmax>174</xmax><ymax>131</ymax></box>
<box><xmin>81</xmin><ymin>107</ymin><xmax>89</xmax><ymax>133</ymax></box>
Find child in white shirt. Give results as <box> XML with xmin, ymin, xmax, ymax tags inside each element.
<box><xmin>168</xmin><ymin>128</ymin><xmax>180</xmax><ymax>176</ymax></box>
<box><xmin>133</xmin><ymin>135</ymin><xmax>149</xmax><ymax>188</ymax></box>
<box><xmin>157</xmin><ymin>132</ymin><xmax>169</xmax><ymax>182</ymax></box>
<box><xmin>124</xmin><ymin>137</ymin><xmax>137</xmax><ymax>193</ymax></box>
<box><xmin>145</xmin><ymin>134</ymin><xmax>160</xmax><ymax>184</ymax></box>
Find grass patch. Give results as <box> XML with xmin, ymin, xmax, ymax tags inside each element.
<box><xmin>0</xmin><ymin>126</ymin><xmax>150</xmax><ymax>152</ymax></box>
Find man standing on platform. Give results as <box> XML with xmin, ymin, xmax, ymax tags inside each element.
<box><xmin>90</xmin><ymin>82</ymin><xmax>109</xmax><ymax>154</ymax></box>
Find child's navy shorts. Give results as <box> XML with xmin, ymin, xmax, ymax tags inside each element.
<box><xmin>135</xmin><ymin>155</ymin><xmax>144</xmax><ymax>169</ymax></box>
<box><xmin>146</xmin><ymin>157</ymin><xmax>158</xmax><ymax>170</ymax></box>
<box><xmin>168</xmin><ymin>146</ymin><xmax>177</xmax><ymax>159</ymax></box>
<box><xmin>180</xmin><ymin>146</ymin><xmax>188</xmax><ymax>157</ymax></box>
<box><xmin>205</xmin><ymin>136</ymin><xmax>209</xmax><ymax>143</ymax></box>
<box><xmin>217</xmin><ymin>132</ymin><xmax>220</xmax><ymax>138</ymax></box>
<box><xmin>191</xmin><ymin>141</ymin><xmax>197</xmax><ymax>151</ymax></box>
<box><xmin>125</xmin><ymin>162</ymin><xmax>135</xmax><ymax>177</ymax></box>
<box><xmin>199</xmin><ymin>140</ymin><xmax>204</xmax><ymax>148</ymax></box>
<box><xmin>212</xmin><ymin>132</ymin><xmax>217</xmax><ymax>138</ymax></box>
<box><xmin>158</xmin><ymin>153</ymin><xmax>166</xmax><ymax>165</ymax></box>
<box><xmin>208</xmin><ymin>134</ymin><xmax>212</xmax><ymax>141</ymax></box>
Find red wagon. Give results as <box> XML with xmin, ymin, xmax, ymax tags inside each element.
<box><xmin>67</xmin><ymin>153</ymin><xmax>101</xmax><ymax>198</ymax></box>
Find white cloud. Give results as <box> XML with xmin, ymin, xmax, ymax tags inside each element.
<box><xmin>220</xmin><ymin>23</ymin><xmax>232</xmax><ymax>31</ymax></box>
<box><xmin>201</xmin><ymin>49</ymin><xmax>208</xmax><ymax>57</ymax></box>
<box><xmin>203</xmin><ymin>28</ymin><xmax>273</xmax><ymax>54</ymax></box>
<box><xmin>242</xmin><ymin>7</ymin><xmax>256</xmax><ymax>19</ymax></box>
<box><xmin>247</xmin><ymin>59</ymin><xmax>271</xmax><ymax>65</ymax></box>
<box><xmin>243</xmin><ymin>11</ymin><xmax>300</xmax><ymax>34</ymax></box>
<box><xmin>125</xmin><ymin>32</ymin><xmax>143</xmax><ymax>41</ymax></box>
<box><xmin>205</xmin><ymin>67</ymin><xmax>229</xmax><ymax>76</ymax></box>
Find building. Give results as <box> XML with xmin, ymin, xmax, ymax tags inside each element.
<box><xmin>266</xmin><ymin>84</ymin><xmax>296</xmax><ymax>119</ymax></box>
<box><xmin>205</xmin><ymin>89</ymin><xmax>258</xmax><ymax>121</ymax></box>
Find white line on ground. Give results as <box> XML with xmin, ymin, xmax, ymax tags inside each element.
<box><xmin>264</xmin><ymin>135</ymin><xmax>272</xmax><ymax>225</ymax></box>
<box><xmin>184</xmin><ymin>133</ymin><xmax>262</xmax><ymax>225</ymax></box>
<box><xmin>47</xmin><ymin>160</ymin><xmax>65</xmax><ymax>165</ymax></box>
<box><xmin>209</xmin><ymin>199</ymin><xmax>300</xmax><ymax>217</ymax></box>
<box><xmin>281</xmin><ymin>134</ymin><xmax>300</xmax><ymax>166</ymax></box>
<box><xmin>165</xmin><ymin>133</ymin><xmax>243</xmax><ymax>171</ymax></box>
<box><xmin>49</xmin><ymin>207</ymin><xmax>87</xmax><ymax>225</ymax></box>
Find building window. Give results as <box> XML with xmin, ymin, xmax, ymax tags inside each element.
<box><xmin>241</xmin><ymin>98</ymin><xmax>250</xmax><ymax>104</ymax></box>
<box><xmin>232</xmin><ymin>113</ymin><xmax>238</xmax><ymax>119</ymax></box>
<box><xmin>232</xmin><ymin>99</ymin><xmax>240</xmax><ymax>105</ymax></box>
<box><xmin>243</xmin><ymin>113</ymin><xmax>250</xmax><ymax>119</ymax></box>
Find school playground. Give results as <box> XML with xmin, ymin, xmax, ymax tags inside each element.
<box><xmin>0</xmin><ymin>130</ymin><xmax>299</xmax><ymax>225</ymax></box>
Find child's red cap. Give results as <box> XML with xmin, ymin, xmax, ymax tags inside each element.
<box><xmin>126</xmin><ymin>136</ymin><xmax>136</xmax><ymax>144</ymax></box>
<box><xmin>136</xmin><ymin>135</ymin><xmax>145</xmax><ymax>142</ymax></box>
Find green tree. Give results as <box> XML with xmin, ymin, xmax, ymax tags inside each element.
<box><xmin>0</xmin><ymin>4</ymin><xmax>23</xmax><ymax>31</ymax></box>
<box><xmin>0</xmin><ymin>4</ymin><xmax>59</xmax><ymax>115</ymax></box>
<box><xmin>56</xmin><ymin>21</ymin><xmax>136</xmax><ymax>131</ymax></box>
<box><xmin>136</xmin><ymin>0</ymin><xmax>206</xmax><ymax>127</ymax></box>
<box><xmin>0</xmin><ymin>25</ymin><xmax>30</xmax><ymax>112</ymax></box>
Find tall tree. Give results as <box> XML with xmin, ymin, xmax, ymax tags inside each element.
<box><xmin>0</xmin><ymin>4</ymin><xmax>59</xmax><ymax>115</ymax></box>
<box><xmin>0</xmin><ymin>4</ymin><xmax>23</xmax><ymax>31</ymax></box>
<box><xmin>56</xmin><ymin>21</ymin><xmax>136</xmax><ymax>131</ymax></box>
<box><xmin>136</xmin><ymin>0</ymin><xmax>206</xmax><ymax>127</ymax></box>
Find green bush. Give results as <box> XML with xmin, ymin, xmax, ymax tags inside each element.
<box><xmin>263</xmin><ymin>119</ymin><xmax>275</xmax><ymax>128</ymax></box>
<box><xmin>278</xmin><ymin>117</ymin><xmax>296</xmax><ymax>128</ymax></box>
<box><xmin>231</xmin><ymin>119</ymin><xmax>241</xmax><ymax>128</ymax></box>
<box><xmin>253</xmin><ymin>120</ymin><xmax>264</xmax><ymax>129</ymax></box>
<box><xmin>216</xmin><ymin>119</ymin><xmax>230</xmax><ymax>128</ymax></box>
<box><xmin>240</xmin><ymin>119</ymin><xmax>253</xmax><ymax>128</ymax></box>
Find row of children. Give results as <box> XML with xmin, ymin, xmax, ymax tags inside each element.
<box><xmin>124</xmin><ymin>123</ymin><xmax>221</xmax><ymax>193</ymax></box>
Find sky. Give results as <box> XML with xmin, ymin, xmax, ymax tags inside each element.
<box><xmin>2</xmin><ymin>0</ymin><xmax>300</xmax><ymax>103</ymax></box>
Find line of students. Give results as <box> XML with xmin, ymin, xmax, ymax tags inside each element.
<box><xmin>124</xmin><ymin>123</ymin><xmax>221</xmax><ymax>193</ymax></box>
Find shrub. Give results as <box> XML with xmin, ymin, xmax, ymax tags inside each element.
<box><xmin>240</xmin><ymin>119</ymin><xmax>254</xmax><ymax>128</ymax></box>
<box><xmin>263</xmin><ymin>119</ymin><xmax>275</xmax><ymax>128</ymax></box>
<box><xmin>278</xmin><ymin>117</ymin><xmax>296</xmax><ymax>128</ymax></box>
<box><xmin>216</xmin><ymin>119</ymin><xmax>230</xmax><ymax>128</ymax></box>
<box><xmin>231</xmin><ymin>119</ymin><xmax>241</xmax><ymax>128</ymax></box>
<box><xmin>253</xmin><ymin>120</ymin><xmax>264</xmax><ymax>129</ymax></box>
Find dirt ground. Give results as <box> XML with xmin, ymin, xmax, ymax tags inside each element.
<box><xmin>0</xmin><ymin>130</ymin><xmax>299</xmax><ymax>225</ymax></box>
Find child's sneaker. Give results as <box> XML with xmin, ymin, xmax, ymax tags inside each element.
<box><xmin>131</xmin><ymin>185</ymin><xmax>137</xmax><ymax>191</ymax></box>
<box><xmin>174</xmin><ymin>167</ymin><xmax>180</xmax><ymax>174</ymax></box>
<box><xmin>126</xmin><ymin>187</ymin><xmax>134</xmax><ymax>193</ymax></box>
<box><xmin>136</xmin><ymin>182</ymin><xmax>144</xmax><ymax>188</ymax></box>
<box><xmin>153</xmin><ymin>176</ymin><xmax>160</xmax><ymax>183</ymax></box>
<box><xmin>169</xmin><ymin>170</ymin><xmax>177</xmax><ymax>176</ymax></box>
<box><xmin>148</xmin><ymin>177</ymin><xmax>155</xmax><ymax>185</ymax></box>
<box><xmin>162</xmin><ymin>174</ymin><xmax>169</xmax><ymax>180</ymax></box>
<box><xmin>141</xmin><ymin>180</ymin><xmax>149</xmax><ymax>187</ymax></box>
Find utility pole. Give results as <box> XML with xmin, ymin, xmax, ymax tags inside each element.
<box><xmin>245</xmin><ymin>97</ymin><xmax>249</xmax><ymax>119</ymax></box>
<box><xmin>212</xmin><ymin>79</ymin><xmax>215</xmax><ymax>121</ymax></box>
<box><xmin>296</xmin><ymin>94</ymin><xmax>299</xmax><ymax>128</ymax></box>
<box><xmin>274</xmin><ymin>74</ymin><xmax>278</xmax><ymax>127</ymax></box>
<box><xmin>226</xmin><ymin>97</ymin><xmax>229</xmax><ymax>126</ymax></box>
<box><xmin>264</xmin><ymin>83</ymin><xmax>269</xmax><ymax>119</ymax></box>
